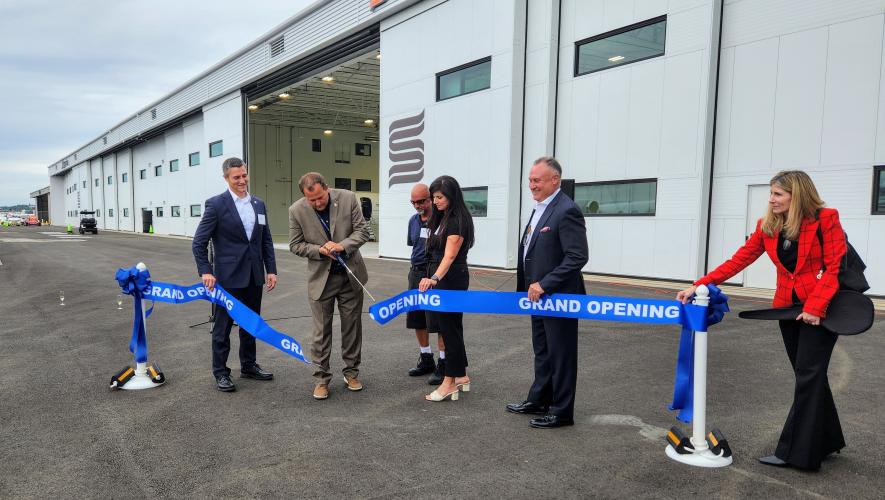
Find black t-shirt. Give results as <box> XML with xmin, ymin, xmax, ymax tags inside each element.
<box><xmin>428</xmin><ymin>218</ymin><xmax>468</xmax><ymax>265</ymax></box>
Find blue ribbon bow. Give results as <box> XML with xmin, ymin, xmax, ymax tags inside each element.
<box><xmin>115</xmin><ymin>266</ymin><xmax>153</xmax><ymax>363</ymax></box>
<box><xmin>668</xmin><ymin>284</ymin><xmax>730</xmax><ymax>422</ymax></box>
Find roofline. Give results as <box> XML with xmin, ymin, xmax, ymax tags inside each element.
<box><xmin>48</xmin><ymin>0</ymin><xmax>335</xmax><ymax>172</ymax></box>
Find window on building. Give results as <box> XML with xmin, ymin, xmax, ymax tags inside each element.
<box><xmin>123</xmin><ymin>208</ymin><xmax>129</xmax><ymax>217</ymax></box>
<box><xmin>311</xmin><ymin>139</ymin><xmax>322</xmax><ymax>152</ymax></box>
<box><xmin>156</xmin><ymin>206</ymin><xmax>164</xmax><ymax>217</ymax></box>
<box><xmin>874</xmin><ymin>166</ymin><xmax>885</xmax><ymax>215</ymax></box>
<box><xmin>355</xmin><ymin>179</ymin><xmax>372</xmax><ymax>192</ymax></box>
<box><xmin>189</xmin><ymin>152</ymin><xmax>200</xmax><ymax>166</ymax></box>
<box><xmin>462</xmin><ymin>187</ymin><xmax>488</xmax><ymax>217</ymax></box>
<box><xmin>107</xmin><ymin>176</ymin><xmax>113</xmax><ymax>185</ymax></box>
<box><xmin>140</xmin><ymin>169</ymin><xmax>147</xmax><ymax>180</ymax></box>
<box><xmin>209</xmin><ymin>141</ymin><xmax>223</xmax><ymax>157</ymax></box>
<box><xmin>121</xmin><ymin>173</ymin><xmax>128</xmax><ymax>183</ymax></box>
<box><xmin>96</xmin><ymin>209</ymin><xmax>101</xmax><ymax>217</ymax></box>
<box><xmin>95</xmin><ymin>178</ymin><xmax>100</xmax><ymax>187</ymax></box>
<box><xmin>108</xmin><ymin>209</ymin><xmax>114</xmax><ymax>217</ymax></box>
<box><xmin>154</xmin><ymin>165</ymin><xmax>162</xmax><ymax>177</ymax></box>
<box><xmin>335</xmin><ymin>177</ymin><xmax>352</xmax><ymax>190</ymax></box>
<box><xmin>575</xmin><ymin>16</ymin><xmax>667</xmax><ymax>76</ymax></box>
<box><xmin>171</xmin><ymin>206</ymin><xmax>181</xmax><ymax>217</ymax></box>
<box><xmin>574</xmin><ymin>179</ymin><xmax>657</xmax><ymax>216</ymax></box>
<box><xmin>190</xmin><ymin>204</ymin><xmax>202</xmax><ymax>217</ymax></box>
<box><xmin>169</xmin><ymin>159</ymin><xmax>179</xmax><ymax>172</ymax></box>
<box><xmin>437</xmin><ymin>56</ymin><xmax>492</xmax><ymax>101</ymax></box>
<box><xmin>82</xmin><ymin>180</ymin><xmax>87</xmax><ymax>188</ymax></box>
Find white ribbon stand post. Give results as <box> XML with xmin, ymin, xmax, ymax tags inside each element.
<box><xmin>665</xmin><ymin>284</ymin><xmax>733</xmax><ymax>467</ymax></box>
<box><xmin>120</xmin><ymin>262</ymin><xmax>164</xmax><ymax>390</ymax></box>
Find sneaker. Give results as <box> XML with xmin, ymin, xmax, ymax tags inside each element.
<box><xmin>313</xmin><ymin>384</ymin><xmax>329</xmax><ymax>400</ymax></box>
<box><xmin>428</xmin><ymin>358</ymin><xmax>445</xmax><ymax>385</ymax></box>
<box><xmin>343</xmin><ymin>375</ymin><xmax>363</xmax><ymax>391</ymax></box>
<box><xmin>408</xmin><ymin>353</ymin><xmax>435</xmax><ymax>376</ymax></box>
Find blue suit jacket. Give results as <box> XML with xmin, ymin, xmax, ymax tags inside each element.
<box><xmin>192</xmin><ymin>192</ymin><xmax>277</xmax><ymax>289</ymax></box>
<box><xmin>517</xmin><ymin>191</ymin><xmax>588</xmax><ymax>294</ymax></box>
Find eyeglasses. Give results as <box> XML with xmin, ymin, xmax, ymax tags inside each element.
<box><xmin>410</xmin><ymin>198</ymin><xmax>429</xmax><ymax>205</ymax></box>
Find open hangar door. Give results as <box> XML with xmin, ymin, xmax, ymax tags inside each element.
<box><xmin>244</xmin><ymin>28</ymin><xmax>380</xmax><ymax>243</ymax></box>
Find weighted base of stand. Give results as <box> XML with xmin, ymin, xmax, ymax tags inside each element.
<box><xmin>120</xmin><ymin>373</ymin><xmax>165</xmax><ymax>390</ymax></box>
<box><xmin>665</xmin><ymin>444</ymin><xmax>732</xmax><ymax>467</ymax></box>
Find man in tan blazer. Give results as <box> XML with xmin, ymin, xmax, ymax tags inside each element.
<box><xmin>289</xmin><ymin>172</ymin><xmax>370</xmax><ymax>400</ymax></box>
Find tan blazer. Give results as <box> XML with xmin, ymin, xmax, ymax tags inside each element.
<box><xmin>288</xmin><ymin>189</ymin><xmax>370</xmax><ymax>300</ymax></box>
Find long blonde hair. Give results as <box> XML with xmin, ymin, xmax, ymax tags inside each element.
<box><xmin>760</xmin><ymin>170</ymin><xmax>825</xmax><ymax>240</ymax></box>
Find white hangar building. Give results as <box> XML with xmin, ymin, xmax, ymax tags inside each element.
<box><xmin>47</xmin><ymin>0</ymin><xmax>885</xmax><ymax>295</ymax></box>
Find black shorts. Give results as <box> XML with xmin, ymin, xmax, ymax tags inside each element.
<box><xmin>406</xmin><ymin>265</ymin><xmax>430</xmax><ymax>330</ymax></box>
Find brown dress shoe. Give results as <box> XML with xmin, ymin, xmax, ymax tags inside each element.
<box><xmin>343</xmin><ymin>375</ymin><xmax>363</xmax><ymax>391</ymax></box>
<box><xmin>313</xmin><ymin>384</ymin><xmax>329</xmax><ymax>400</ymax></box>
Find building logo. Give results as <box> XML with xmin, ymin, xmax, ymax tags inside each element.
<box><xmin>388</xmin><ymin>110</ymin><xmax>425</xmax><ymax>188</ymax></box>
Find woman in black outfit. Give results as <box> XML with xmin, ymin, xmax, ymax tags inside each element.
<box><xmin>418</xmin><ymin>175</ymin><xmax>474</xmax><ymax>402</ymax></box>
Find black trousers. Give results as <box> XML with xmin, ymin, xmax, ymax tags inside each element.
<box><xmin>211</xmin><ymin>279</ymin><xmax>262</xmax><ymax>377</ymax></box>
<box><xmin>527</xmin><ymin>315</ymin><xmax>578</xmax><ymax>419</ymax></box>
<box><xmin>774</xmin><ymin>320</ymin><xmax>845</xmax><ymax>470</ymax></box>
<box><xmin>426</xmin><ymin>263</ymin><xmax>469</xmax><ymax>377</ymax></box>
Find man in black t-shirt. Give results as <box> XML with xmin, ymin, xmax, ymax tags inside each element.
<box><xmin>406</xmin><ymin>183</ymin><xmax>445</xmax><ymax>385</ymax></box>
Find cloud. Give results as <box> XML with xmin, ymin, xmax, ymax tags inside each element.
<box><xmin>0</xmin><ymin>0</ymin><xmax>313</xmax><ymax>205</ymax></box>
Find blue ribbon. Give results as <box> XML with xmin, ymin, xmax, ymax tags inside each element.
<box><xmin>118</xmin><ymin>275</ymin><xmax>310</xmax><ymax>364</ymax></box>
<box><xmin>114</xmin><ymin>266</ymin><xmax>152</xmax><ymax>363</ymax></box>
<box><xmin>668</xmin><ymin>285</ymin><xmax>729</xmax><ymax>422</ymax></box>
<box><xmin>368</xmin><ymin>287</ymin><xmax>728</xmax><ymax>422</ymax></box>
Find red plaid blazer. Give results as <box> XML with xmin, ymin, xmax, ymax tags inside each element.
<box><xmin>696</xmin><ymin>208</ymin><xmax>846</xmax><ymax>317</ymax></box>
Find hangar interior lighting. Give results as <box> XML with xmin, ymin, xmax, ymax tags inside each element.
<box><xmin>323</xmin><ymin>129</ymin><xmax>333</xmax><ymax>136</ymax></box>
<box><xmin>364</xmin><ymin>119</ymin><xmax>375</xmax><ymax>126</ymax></box>
<box><xmin>278</xmin><ymin>92</ymin><xmax>290</xmax><ymax>99</ymax></box>
<box><xmin>248</xmin><ymin>104</ymin><xmax>259</xmax><ymax>111</ymax></box>
<box><xmin>321</xmin><ymin>75</ymin><xmax>334</xmax><ymax>83</ymax></box>
<box><xmin>608</xmin><ymin>55</ymin><xmax>625</xmax><ymax>62</ymax></box>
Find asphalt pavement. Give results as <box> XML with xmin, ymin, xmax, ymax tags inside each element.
<box><xmin>1</xmin><ymin>225</ymin><xmax>883</xmax><ymax>499</ymax></box>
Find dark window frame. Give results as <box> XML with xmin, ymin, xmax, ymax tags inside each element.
<box><xmin>574</xmin><ymin>177</ymin><xmax>658</xmax><ymax>217</ymax></box>
<box><xmin>139</xmin><ymin>169</ymin><xmax>147</xmax><ymax>180</ymax></box>
<box><xmin>436</xmin><ymin>56</ymin><xmax>492</xmax><ymax>102</ymax></box>
<box><xmin>209</xmin><ymin>140</ymin><xmax>223</xmax><ymax>158</ymax></box>
<box><xmin>154</xmin><ymin>165</ymin><xmax>163</xmax><ymax>177</ymax></box>
<box><xmin>574</xmin><ymin>15</ymin><xmax>667</xmax><ymax>77</ymax></box>
<box><xmin>169</xmin><ymin>159</ymin><xmax>180</xmax><ymax>172</ymax></box>
<box><xmin>190</xmin><ymin>204</ymin><xmax>202</xmax><ymax>217</ymax></box>
<box><xmin>189</xmin><ymin>152</ymin><xmax>200</xmax><ymax>166</ymax></box>
<box><xmin>171</xmin><ymin>206</ymin><xmax>181</xmax><ymax>217</ymax></box>
<box><xmin>121</xmin><ymin>172</ymin><xmax>128</xmax><ymax>183</ymax></box>
<box><xmin>461</xmin><ymin>186</ymin><xmax>489</xmax><ymax>218</ymax></box>
<box><xmin>874</xmin><ymin>165</ymin><xmax>885</xmax><ymax>215</ymax></box>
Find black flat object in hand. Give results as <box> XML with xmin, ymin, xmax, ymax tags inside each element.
<box><xmin>737</xmin><ymin>290</ymin><xmax>874</xmax><ymax>335</ymax></box>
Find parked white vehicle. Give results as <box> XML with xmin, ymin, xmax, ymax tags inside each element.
<box><xmin>6</xmin><ymin>215</ymin><xmax>23</xmax><ymax>226</ymax></box>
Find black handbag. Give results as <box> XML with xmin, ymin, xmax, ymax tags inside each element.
<box><xmin>816</xmin><ymin>225</ymin><xmax>869</xmax><ymax>293</ymax></box>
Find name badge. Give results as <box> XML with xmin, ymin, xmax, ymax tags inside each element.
<box><xmin>257</xmin><ymin>214</ymin><xmax>266</xmax><ymax>225</ymax></box>
<box><xmin>419</xmin><ymin>227</ymin><xmax>429</xmax><ymax>239</ymax></box>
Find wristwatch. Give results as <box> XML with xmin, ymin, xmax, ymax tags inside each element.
<box><xmin>431</xmin><ymin>274</ymin><xmax>441</xmax><ymax>282</ymax></box>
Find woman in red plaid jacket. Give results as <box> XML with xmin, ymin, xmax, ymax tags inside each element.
<box><xmin>678</xmin><ymin>170</ymin><xmax>847</xmax><ymax>471</ymax></box>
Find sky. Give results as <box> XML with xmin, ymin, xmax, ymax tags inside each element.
<box><xmin>0</xmin><ymin>0</ymin><xmax>314</xmax><ymax>206</ymax></box>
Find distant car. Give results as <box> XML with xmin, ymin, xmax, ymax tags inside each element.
<box><xmin>24</xmin><ymin>215</ymin><xmax>40</xmax><ymax>226</ymax></box>
<box><xmin>78</xmin><ymin>210</ymin><xmax>98</xmax><ymax>235</ymax></box>
<box><xmin>6</xmin><ymin>215</ymin><xmax>23</xmax><ymax>226</ymax></box>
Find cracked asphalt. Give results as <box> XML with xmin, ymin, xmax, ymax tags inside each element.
<box><xmin>1</xmin><ymin>225</ymin><xmax>883</xmax><ymax>499</ymax></box>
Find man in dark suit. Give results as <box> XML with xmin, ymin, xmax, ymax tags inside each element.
<box><xmin>193</xmin><ymin>157</ymin><xmax>278</xmax><ymax>392</ymax></box>
<box><xmin>507</xmin><ymin>156</ymin><xmax>588</xmax><ymax>428</ymax></box>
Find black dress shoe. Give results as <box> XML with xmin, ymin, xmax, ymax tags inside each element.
<box><xmin>241</xmin><ymin>365</ymin><xmax>273</xmax><ymax>381</ymax></box>
<box><xmin>529</xmin><ymin>414</ymin><xmax>574</xmax><ymax>429</ymax></box>
<box><xmin>409</xmin><ymin>353</ymin><xmax>435</xmax><ymax>376</ymax></box>
<box><xmin>427</xmin><ymin>358</ymin><xmax>445</xmax><ymax>385</ymax></box>
<box><xmin>216</xmin><ymin>375</ymin><xmax>236</xmax><ymax>392</ymax></box>
<box><xmin>506</xmin><ymin>400</ymin><xmax>549</xmax><ymax>415</ymax></box>
<box><xmin>758</xmin><ymin>455</ymin><xmax>789</xmax><ymax>467</ymax></box>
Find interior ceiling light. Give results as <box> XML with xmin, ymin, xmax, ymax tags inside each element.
<box><xmin>376</xmin><ymin>52</ymin><xmax>381</xmax><ymax>60</ymax></box>
<box><xmin>248</xmin><ymin>104</ymin><xmax>259</xmax><ymax>111</ymax></box>
<box><xmin>608</xmin><ymin>55</ymin><xmax>625</xmax><ymax>62</ymax></box>
<box><xmin>323</xmin><ymin>129</ymin><xmax>333</xmax><ymax>136</ymax></box>
<box><xmin>364</xmin><ymin>119</ymin><xmax>375</xmax><ymax>125</ymax></box>
<box><xmin>278</xmin><ymin>92</ymin><xmax>290</xmax><ymax>99</ymax></box>
<box><xmin>321</xmin><ymin>76</ymin><xmax>334</xmax><ymax>83</ymax></box>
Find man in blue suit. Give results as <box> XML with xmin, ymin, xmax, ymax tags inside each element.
<box><xmin>193</xmin><ymin>157</ymin><xmax>278</xmax><ymax>392</ymax></box>
<box><xmin>507</xmin><ymin>157</ymin><xmax>588</xmax><ymax>428</ymax></box>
